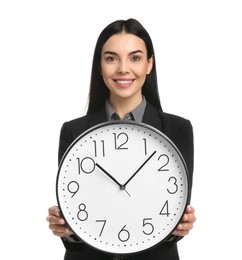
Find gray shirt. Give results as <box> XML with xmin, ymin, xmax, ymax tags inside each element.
<box><xmin>105</xmin><ymin>97</ymin><xmax>147</xmax><ymax>122</ymax></box>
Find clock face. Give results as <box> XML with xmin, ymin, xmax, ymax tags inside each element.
<box><xmin>56</xmin><ymin>121</ymin><xmax>189</xmax><ymax>255</ymax></box>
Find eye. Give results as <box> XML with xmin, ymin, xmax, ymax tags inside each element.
<box><xmin>105</xmin><ymin>56</ymin><xmax>118</xmax><ymax>63</ymax></box>
<box><xmin>131</xmin><ymin>55</ymin><xmax>141</xmax><ymax>62</ymax></box>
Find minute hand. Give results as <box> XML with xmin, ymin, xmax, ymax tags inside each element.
<box><xmin>123</xmin><ymin>151</ymin><xmax>157</xmax><ymax>187</ymax></box>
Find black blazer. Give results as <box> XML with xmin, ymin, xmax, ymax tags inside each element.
<box><xmin>58</xmin><ymin>103</ymin><xmax>194</xmax><ymax>260</ymax></box>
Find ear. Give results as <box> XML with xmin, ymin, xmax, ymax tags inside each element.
<box><xmin>146</xmin><ymin>56</ymin><xmax>154</xmax><ymax>75</ymax></box>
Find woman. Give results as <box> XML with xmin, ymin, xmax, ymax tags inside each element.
<box><xmin>47</xmin><ymin>18</ymin><xmax>196</xmax><ymax>260</ymax></box>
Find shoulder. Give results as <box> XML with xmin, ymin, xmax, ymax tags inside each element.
<box><xmin>60</xmin><ymin>107</ymin><xmax>107</xmax><ymax>141</ymax></box>
<box><xmin>145</xmin><ymin>103</ymin><xmax>193</xmax><ymax>136</ymax></box>
<box><xmin>161</xmin><ymin>111</ymin><xmax>193</xmax><ymax>134</ymax></box>
<box><xmin>62</xmin><ymin>114</ymin><xmax>90</xmax><ymax>132</ymax></box>
<box><xmin>60</xmin><ymin>114</ymin><xmax>89</xmax><ymax>139</ymax></box>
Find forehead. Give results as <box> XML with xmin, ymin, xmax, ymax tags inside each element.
<box><xmin>102</xmin><ymin>33</ymin><xmax>147</xmax><ymax>54</ymax></box>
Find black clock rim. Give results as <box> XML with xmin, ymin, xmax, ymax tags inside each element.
<box><xmin>56</xmin><ymin>120</ymin><xmax>191</xmax><ymax>256</ymax></box>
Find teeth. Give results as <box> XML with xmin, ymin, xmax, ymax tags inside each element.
<box><xmin>117</xmin><ymin>80</ymin><xmax>132</xmax><ymax>84</ymax></box>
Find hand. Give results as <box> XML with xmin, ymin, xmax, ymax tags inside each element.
<box><xmin>172</xmin><ymin>205</ymin><xmax>196</xmax><ymax>236</ymax></box>
<box><xmin>46</xmin><ymin>206</ymin><xmax>73</xmax><ymax>237</ymax></box>
<box><xmin>124</xmin><ymin>151</ymin><xmax>157</xmax><ymax>187</ymax></box>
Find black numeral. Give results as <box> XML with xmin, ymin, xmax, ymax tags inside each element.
<box><xmin>77</xmin><ymin>203</ymin><xmax>88</xmax><ymax>221</ymax></box>
<box><xmin>93</xmin><ymin>140</ymin><xmax>105</xmax><ymax>157</ymax></box>
<box><xmin>167</xmin><ymin>177</ymin><xmax>178</xmax><ymax>194</ymax></box>
<box><xmin>142</xmin><ymin>218</ymin><xmax>154</xmax><ymax>235</ymax></box>
<box><xmin>157</xmin><ymin>154</ymin><xmax>169</xmax><ymax>172</ymax></box>
<box><xmin>159</xmin><ymin>200</ymin><xmax>170</xmax><ymax>217</ymax></box>
<box><xmin>113</xmin><ymin>133</ymin><xmax>129</xmax><ymax>150</ymax></box>
<box><xmin>118</xmin><ymin>225</ymin><xmax>130</xmax><ymax>242</ymax></box>
<box><xmin>67</xmin><ymin>181</ymin><xmax>79</xmax><ymax>197</ymax></box>
<box><xmin>96</xmin><ymin>220</ymin><xmax>106</xmax><ymax>237</ymax></box>
<box><xmin>77</xmin><ymin>157</ymin><xmax>95</xmax><ymax>174</ymax></box>
<box><xmin>143</xmin><ymin>138</ymin><xmax>147</xmax><ymax>155</ymax></box>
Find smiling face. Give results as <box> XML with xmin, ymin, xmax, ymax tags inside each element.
<box><xmin>101</xmin><ymin>33</ymin><xmax>153</xmax><ymax>107</ymax></box>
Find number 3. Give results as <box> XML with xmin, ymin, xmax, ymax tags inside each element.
<box><xmin>167</xmin><ymin>176</ymin><xmax>178</xmax><ymax>194</ymax></box>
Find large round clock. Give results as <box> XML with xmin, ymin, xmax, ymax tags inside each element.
<box><xmin>56</xmin><ymin>121</ymin><xmax>190</xmax><ymax>255</ymax></box>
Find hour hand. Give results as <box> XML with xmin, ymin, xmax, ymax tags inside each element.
<box><xmin>95</xmin><ymin>163</ymin><xmax>123</xmax><ymax>189</ymax></box>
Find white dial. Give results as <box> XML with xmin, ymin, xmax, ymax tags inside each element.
<box><xmin>56</xmin><ymin>121</ymin><xmax>189</xmax><ymax>254</ymax></box>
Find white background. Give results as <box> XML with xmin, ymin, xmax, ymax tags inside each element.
<box><xmin>1</xmin><ymin>0</ymin><xmax>242</xmax><ymax>259</ymax></box>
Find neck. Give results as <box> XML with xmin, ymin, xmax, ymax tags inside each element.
<box><xmin>109</xmin><ymin>95</ymin><xmax>143</xmax><ymax>119</ymax></box>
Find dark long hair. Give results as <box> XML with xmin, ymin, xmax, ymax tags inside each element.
<box><xmin>86</xmin><ymin>18</ymin><xmax>162</xmax><ymax>115</ymax></box>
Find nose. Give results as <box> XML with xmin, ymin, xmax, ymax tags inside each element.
<box><xmin>117</xmin><ymin>60</ymin><xmax>129</xmax><ymax>74</ymax></box>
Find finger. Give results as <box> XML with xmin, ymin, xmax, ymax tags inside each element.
<box><xmin>182</xmin><ymin>206</ymin><xmax>196</xmax><ymax>223</ymax></box>
<box><xmin>172</xmin><ymin>229</ymin><xmax>190</xmax><ymax>236</ymax></box>
<box><xmin>49</xmin><ymin>223</ymin><xmax>70</xmax><ymax>232</ymax></box>
<box><xmin>177</xmin><ymin>222</ymin><xmax>194</xmax><ymax>232</ymax></box>
<box><xmin>181</xmin><ymin>213</ymin><xmax>195</xmax><ymax>223</ymax></box>
<box><xmin>172</xmin><ymin>222</ymin><xmax>193</xmax><ymax>237</ymax></box>
<box><xmin>182</xmin><ymin>212</ymin><xmax>196</xmax><ymax>223</ymax></box>
<box><xmin>187</xmin><ymin>213</ymin><xmax>196</xmax><ymax>223</ymax></box>
<box><xmin>186</xmin><ymin>205</ymin><xmax>195</xmax><ymax>214</ymax></box>
<box><xmin>48</xmin><ymin>206</ymin><xmax>61</xmax><ymax>217</ymax></box>
<box><xmin>49</xmin><ymin>224</ymin><xmax>73</xmax><ymax>237</ymax></box>
<box><xmin>47</xmin><ymin>215</ymin><xmax>65</xmax><ymax>225</ymax></box>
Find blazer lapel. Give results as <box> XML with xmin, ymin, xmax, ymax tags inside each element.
<box><xmin>142</xmin><ymin>103</ymin><xmax>163</xmax><ymax>132</ymax></box>
<box><xmin>88</xmin><ymin>107</ymin><xmax>107</xmax><ymax>129</ymax></box>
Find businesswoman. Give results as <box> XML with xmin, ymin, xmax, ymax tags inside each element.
<box><xmin>47</xmin><ymin>18</ymin><xmax>196</xmax><ymax>260</ymax></box>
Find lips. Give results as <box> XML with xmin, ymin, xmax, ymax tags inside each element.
<box><xmin>114</xmin><ymin>79</ymin><xmax>135</xmax><ymax>88</ymax></box>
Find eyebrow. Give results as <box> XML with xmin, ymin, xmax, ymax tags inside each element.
<box><xmin>103</xmin><ymin>50</ymin><xmax>144</xmax><ymax>56</ymax></box>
